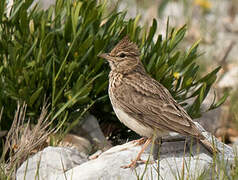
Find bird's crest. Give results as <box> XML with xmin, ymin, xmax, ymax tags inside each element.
<box><xmin>110</xmin><ymin>36</ymin><xmax>140</xmax><ymax>57</ymax></box>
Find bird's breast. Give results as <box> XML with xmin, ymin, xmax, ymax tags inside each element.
<box><xmin>109</xmin><ymin>85</ymin><xmax>161</xmax><ymax>138</ymax></box>
<box><xmin>109</xmin><ymin>72</ymin><xmax>123</xmax><ymax>88</ymax></box>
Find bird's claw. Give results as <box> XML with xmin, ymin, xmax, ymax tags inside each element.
<box><xmin>132</xmin><ymin>137</ymin><xmax>147</xmax><ymax>146</ymax></box>
<box><xmin>121</xmin><ymin>158</ymin><xmax>154</xmax><ymax>169</ymax></box>
<box><xmin>121</xmin><ymin>159</ymin><xmax>138</xmax><ymax>169</ymax></box>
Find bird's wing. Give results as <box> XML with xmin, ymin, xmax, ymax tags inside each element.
<box><xmin>113</xmin><ymin>72</ymin><xmax>202</xmax><ymax>138</ymax></box>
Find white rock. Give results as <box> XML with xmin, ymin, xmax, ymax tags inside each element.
<box><xmin>16</xmin><ymin>147</ymin><xmax>87</xmax><ymax>180</ymax></box>
<box><xmin>51</xmin><ymin>123</ymin><xmax>234</xmax><ymax>180</ymax></box>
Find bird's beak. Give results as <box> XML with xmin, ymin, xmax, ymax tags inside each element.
<box><xmin>98</xmin><ymin>53</ymin><xmax>108</xmax><ymax>59</ymax></box>
<box><xmin>98</xmin><ymin>53</ymin><xmax>113</xmax><ymax>61</ymax></box>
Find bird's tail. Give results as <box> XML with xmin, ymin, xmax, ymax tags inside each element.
<box><xmin>199</xmin><ymin>138</ymin><xmax>219</xmax><ymax>154</ymax></box>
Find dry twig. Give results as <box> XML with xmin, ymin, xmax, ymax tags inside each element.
<box><xmin>1</xmin><ymin>102</ymin><xmax>55</xmax><ymax>178</ymax></box>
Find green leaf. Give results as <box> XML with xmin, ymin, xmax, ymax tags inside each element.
<box><xmin>156</xmin><ymin>63</ymin><xmax>168</xmax><ymax>81</ymax></box>
<box><xmin>146</xmin><ymin>19</ymin><xmax>157</xmax><ymax>46</ymax></box>
<box><xmin>199</xmin><ymin>83</ymin><xmax>206</xmax><ymax>104</ymax></box>
<box><xmin>19</xmin><ymin>8</ymin><xmax>29</xmax><ymax>36</ymax></box>
<box><xmin>146</xmin><ymin>54</ymin><xmax>157</xmax><ymax>72</ymax></box>
<box><xmin>75</xmin><ymin>75</ymin><xmax>85</xmax><ymax>90</ymax></box>
<box><xmin>71</xmin><ymin>1</ymin><xmax>82</xmax><ymax>36</ymax></box>
<box><xmin>55</xmin><ymin>0</ymin><xmax>64</xmax><ymax>16</ymax></box>
<box><xmin>52</xmin><ymin>72</ymin><xmax>103</xmax><ymax>120</ymax></box>
<box><xmin>54</xmin><ymin>29</ymin><xmax>81</xmax><ymax>82</ymax></box>
<box><xmin>9</xmin><ymin>1</ymin><xmax>25</xmax><ymax>20</ymax></box>
<box><xmin>196</xmin><ymin>66</ymin><xmax>221</xmax><ymax>84</ymax></box>
<box><xmin>168</xmin><ymin>25</ymin><xmax>186</xmax><ymax>52</ymax></box>
<box><xmin>181</xmin><ymin>63</ymin><xmax>199</xmax><ymax>89</ymax></box>
<box><xmin>168</xmin><ymin>51</ymin><xmax>180</xmax><ymax>66</ymax></box>
<box><xmin>0</xmin><ymin>0</ymin><xmax>6</xmax><ymax>23</ymax></box>
<box><xmin>22</xmin><ymin>69</ymin><xmax>30</xmax><ymax>85</ymax></box>
<box><xmin>153</xmin><ymin>34</ymin><xmax>163</xmax><ymax>53</ymax></box>
<box><xmin>182</xmin><ymin>40</ymin><xmax>200</xmax><ymax>67</ymax></box>
<box><xmin>95</xmin><ymin>80</ymin><xmax>108</xmax><ymax>95</ymax></box>
<box><xmin>64</xmin><ymin>15</ymin><xmax>72</xmax><ymax>42</ymax></box>
<box><xmin>132</xmin><ymin>14</ymin><xmax>141</xmax><ymax>39</ymax></box>
<box><xmin>29</xmin><ymin>87</ymin><xmax>43</xmax><ymax>106</ymax></box>
<box><xmin>209</xmin><ymin>91</ymin><xmax>229</xmax><ymax>110</ymax></box>
<box><xmin>23</xmin><ymin>37</ymin><xmax>38</xmax><ymax>60</ymax></box>
<box><xmin>0</xmin><ymin>66</ymin><xmax>3</xmax><ymax>74</ymax></box>
<box><xmin>53</xmin><ymin>72</ymin><xmax>73</xmax><ymax>107</ymax></box>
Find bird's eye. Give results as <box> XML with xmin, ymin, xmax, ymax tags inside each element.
<box><xmin>119</xmin><ymin>53</ymin><xmax>126</xmax><ymax>58</ymax></box>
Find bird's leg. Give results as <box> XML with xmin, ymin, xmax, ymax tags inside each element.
<box><xmin>121</xmin><ymin>137</ymin><xmax>153</xmax><ymax>169</ymax></box>
<box><xmin>132</xmin><ymin>137</ymin><xmax>147</xmax><ymax>145</ymax></box>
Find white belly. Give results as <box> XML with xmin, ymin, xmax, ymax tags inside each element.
<box><xmin>113</xmin><ymin>107</ymin><xmax>167</xmax><ymax>137</ymax></box>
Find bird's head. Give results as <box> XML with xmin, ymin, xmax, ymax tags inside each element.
<box><xmin>98</xmin><ymin>36</ymin><xmax>141</xmax><ymax>72</ymax></box>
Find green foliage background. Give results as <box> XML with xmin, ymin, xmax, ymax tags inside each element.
<box><xmin>0</xmin><ymin>0</ymin><xmax>227</xmax><ymax>140</ymax></box>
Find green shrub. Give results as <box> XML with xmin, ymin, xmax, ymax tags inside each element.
<box><xmin>0</xmin><ymin>0</ymin><xmax>227</xmax><ymax>141</ymax></box>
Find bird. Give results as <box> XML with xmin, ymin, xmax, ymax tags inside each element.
<box><xmin>98</xmin><ymin>36</ymin><xmax>218</xmax><ymax>168</ymax></box>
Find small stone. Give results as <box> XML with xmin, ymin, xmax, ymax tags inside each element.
<box><xmin>59</xmin><ymin>134</ymin><xmax>92</xmax><ymax>154</ymax></box>
<box><xmin>71</xmin><ymin>114</ymin><xmax>111</xmax><ymax>151</ymax></box>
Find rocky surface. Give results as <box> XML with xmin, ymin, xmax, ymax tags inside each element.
<box><xmin>16</xmin><ymin>147</ymin><xmax>88</xmax><ymax>180</ymax></box>
<box><xmin>51</xmin><ymin>123</ymin><xmax>234</xmax><ymax>180</ymax></box>
<box><xmin>17</xmin><ymin>123</ymin><xmax>234</xmax><ymax>180</ymax></box>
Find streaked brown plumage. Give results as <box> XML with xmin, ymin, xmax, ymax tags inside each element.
<box><xmin>98</xmin><ymin>36</ymin><xmax>217</xmax><ymax>168</ymax></box>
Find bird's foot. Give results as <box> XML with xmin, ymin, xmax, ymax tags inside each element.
<box><xmin>121</xmin><ymin>159</ymin><xmax>137</xmax><ymax>169</ymax></box>
<box><xmin>122</xmin><ymin>137</ymin><xmax>153</xmax><ymax>169</ymax></box>
<box><xmin>132</xmin><ymin>137</ymin><xmax>147</xmax><ymax>146</ymax></box>
<box><xmin>121</xmin><ymin>158</ymin><xmax>154</xmax><ymax>169</ymax></box>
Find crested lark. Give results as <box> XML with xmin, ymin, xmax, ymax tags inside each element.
<box><xmin>98</xmin><ymin>36</ymin><xmax>218</xmax><ymax>168</ymax></box>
